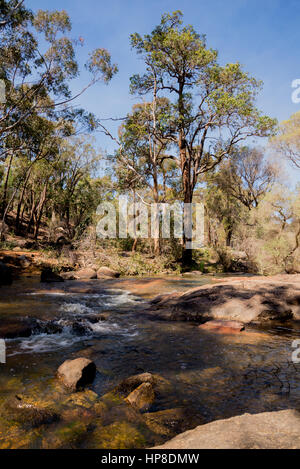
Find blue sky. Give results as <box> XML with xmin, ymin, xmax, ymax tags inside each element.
<box><xmin>26</xmin><ymin>0</ymin><xmax>300</xmax><ymax>181</ymax></box>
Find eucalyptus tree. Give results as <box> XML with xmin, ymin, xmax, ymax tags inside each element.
<box><xmin>0</xmin><ymin>1</ymin><xmax>118</xmax><ymax>232</ymax></box>
<box><xmin>213</xmin><ymin>147</ymin><xmax>276</xmax><ymax>211</ymax></box>
<box><xmin>130</xmin><ymin>10</ymin><xmax>276</xmax><ymax>264</ymax></box>
<box><xmin>116</xmin><ymin>99</ymin><xmax>174</xmax><ymax>254</ymax></box>
<box><xmin>0</xmin><ymin>4</ymin><xmax>118</xmax><ymax>148</ymax></box>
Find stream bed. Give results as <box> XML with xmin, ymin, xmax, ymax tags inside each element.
<box><xmin>0</xmin><ymin>274</ymin><xmax>300</xmax><ymax>448</ymax></box>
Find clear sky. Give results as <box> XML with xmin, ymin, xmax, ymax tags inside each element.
<box><xmin>26</xmin><ymin>0</ymin><xmax>300</xmax><ymax>181</ymax></box>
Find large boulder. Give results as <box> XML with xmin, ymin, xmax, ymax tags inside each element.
<box><xmin>75</xmin><ymin>268</ymin><xmax>97</xmax><ymax>280</ymax></box>
<box><xmin>57</xmin><ymin>357</ymin><xmax>96</xmax><ymax>391</ymax></box>
<box><xmin>40</xmin><ymin>268</ymin><xmax>64</xmax><ymax>283</ymax></box>
<box><xmin>154</xmin><ymin>410</ymin><xmax>300</xmax><ymax>449</ymax></box>
<box><xmin>148</xmin><ymin>274</ymin><xmax>300</xmax><ymax>324</ymax></box>
<box><xmin>0</xmin><ymin>262</ymin><xmax>12</xmax><ymax>286</ymax></box>
<box><xmin>126</xmin><ymin>382</ymin><xmax>155</xmax><ymax>412</ymax></box>
<box><xmin>97</xmin><ymin>267</ymin><xmax>120</xmax><ymax>279</ymax></box>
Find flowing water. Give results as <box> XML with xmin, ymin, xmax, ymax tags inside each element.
<box><xmin>0</xmin><ymin>274</ymin><xmax>300</xmax><ymax>448</ymax></box>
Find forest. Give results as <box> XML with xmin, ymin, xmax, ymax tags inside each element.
<box><xmin>1</xmin><ymin>1</ymin><xmax>300</xmax><ymax>277</ymax></box>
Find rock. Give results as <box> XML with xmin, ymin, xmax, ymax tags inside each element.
<box><xmin>33</xmin><ymin>320</ymin><xmax>63</xmax><ymax>335</ymax></box>
<box><xmin>57</xmin><ymin>358</ymin><xmax>96</xmax><ymax>391</ymax></box>
<box><xmin>191</xmin><ymin>270</ymin><xmax>203</xmax><ymax>275</ymax></box>
<box><xmin>154</xmin><ymin>410</ymin><xmax>300</xmax><ymax>449</ymax></box>
<box><xmin>75</xmin><ymin>268</ymin><xmax>97</xmax><ymax>280</ymax></box>
<box><xmin>87</xmin><ymin>391</ymin><xmax>155</xmax><ymax>449</ymax></box>
<box><xmin>115</xmin><ymin>372</ymin><xmax>172</xmax><ymax>403</ymax></box>
<box><xmin>0</xmin><ymin>262</ymin><xmax>12</xmax><ymax>286</ymax></box>
<box><xmin>257</xmin><ymin>308</ymin><xmax>294</xmax><ymax>323</ymax></box>
<box><xmin>144</xmin><ymin>408</ymin><xmax>201</xmax><ymax>439</ymax></box>
<box><xmin>0</xmin><ymin>321</ymin><xmax>32</xmax><ymax>339</ymax></box>
<box><xmin>41</xmin><ymin>419</ymin><xmax>88</xmax><ymax>449</ymax></box>
<box><xmin>148</xmin><ymin>274</ymin><xmax>300</xmax><ymax>324</ymax></box>
<box><xmin>5</xmin><ymin>395</ymin><xmax>59</xmax><ymax>428</ymax></box>
<box><xmin>40</xmin><ymin>268</ymin><xmax>64</xmax><ymax>283</ymax></box>
<box><xmin>199</xmin><ymin>320</ymin><xmax>245</xmax><ymax>334</ymax></box>
<box><xmin>71</xmin><ymin>320</ymin><xmax>92</xmax><ymax>336</ymax></box>
<box><xmin>126</xmin><ymin>382</ymin><xmax>155</xmax><ymax>412</ymax></box>
<box><xmin>115</xmin><ymin>372</ymin><xmax>155</xmax><ymax>395</ymax></box>
<box><xmin>61</xmin><ymin>271</ymin><xmax>76</xmax><ymax>280</ymax></box>
<box><xmin>97</xmin><ymin>267</ymin><xmax>120</xmax><ymax>279</ymax></box>
<box><xmin>19</xmin><ymin>255</ymin><xmax>31</xmax><ymax>268</ymax></box>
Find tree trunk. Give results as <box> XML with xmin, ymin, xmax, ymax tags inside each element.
<box><xmin>132</xmin><ymin>238</ymin><xmax>138</xmax><ymax>252</ymax></box>
<box><xmin>33</xmin><ymin>181</ymin><xmax>48</xmax><ymax>239</ymax></box>
<box><xmin>1</xmin><ymin>151</ymin><xmax>13</xmax><ymax>218</ymax></box>
<box><xmin>152</xmin><ymin>184</ymin><xmax>161</xmax><ymax>256</ymax></box>
<box><xmin>16</xmin><ymin>166</ymin><xmax>32</xmax><ymax>233</ymax></box>
<box><xmin>226</xmin><ymin>227</ymin><xmax>233</xmax><ymax>247</ymax></box>
<box><xmin>180</xmin><ymin>133</ymin><xmax>193</xmax><ymax>266</ymax></box>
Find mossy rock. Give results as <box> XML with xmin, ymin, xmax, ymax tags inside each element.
<box><xmin>93</xmin><ymin>391</ymin><xmax>144</xmax><ymax>426</ymax></box>
<box><xmin>41</xmin><ymin>420</ymin><xmax>88</xmax><ymax>449</ymax></box>
<box><xmin>126</xmin><ymin>382</ymin><xmax>155</xmax><ymax>412</ymax></box>
<box><xmin>0</xmin><ymin>427</ymin><xmax>41</xmax><ymax>449</ymax></box>
<box><xmin>144</xmin><ymin>407</ymin><xmax>201</xmax><ymax>440</ymax></box>
<box><xmin>61</xmin><ymin>390</ymin><xmax>98</xmax><ymax>409</ymax></box>
<box><xmin>115</xmin><ymin>372</ymin><xmax>172</xmax><ymax>400</ymax></box>
<box><xmin>4</xmin><ymin>395</ymin><xmax>59</xmax><ymax>428</ymax></box>
<box><xmin>88</xmin><ymin>420</ymin><xmax>149</xmax><ymax>449</ymax></box>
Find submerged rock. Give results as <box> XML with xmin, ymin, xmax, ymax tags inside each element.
<box><xmin>57</xmin><ymin>357</ymin><xmax>96</xmax><ymax>391</ymax></box>
<box><xmin>87</xmin><ymin>391</ymin><xmax>155</xmax><ymax>449</ymax></box>
<box><xmin>5</xmin><ymin>395</ymin><xmax>59</xmax><ymax>428</ymax></box>
<box><xmin>126</xmin><ymin>382</ymin><xmax>155</xmax><ymax>412</ymax></box>
<box><xmin>144</xmin><ymin>408</ymin><xmax>201</xmax><ymax>439</ymax></box>
<box><xmin>41</xmin><ymin>268</ymin><xmax>64</xmax><ymax>283</ymax></box>
<box><xmin>97</xmin><ymin>267</ymin><xmax>120</xmax><ymax>279</ymax></box>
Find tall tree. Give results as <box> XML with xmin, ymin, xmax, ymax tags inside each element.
<box><xmin>116</xmin><ymin>99</ymin><xmax>173</xmax><ymax>254</ymax></box>
<box><xmin>130</xmin><ymin>10</ymin><xmax>276</xmax><ymax>264</ymax></box>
